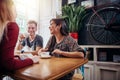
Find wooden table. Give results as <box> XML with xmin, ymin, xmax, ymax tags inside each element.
<box><xmin>15</xmin><ymin>51</ymin><xmax>37</xmax><ymax>55</ymax></box>
<box><xmin>12</xmin><ymin>57</ymin><xmax>88</xmax><ymax>80</ymax></box>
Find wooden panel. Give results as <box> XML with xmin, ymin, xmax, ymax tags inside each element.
<box><xmin>96</xmin><ymin>65</ymin><xmax>120</xmax><ymax>80</ymax></box>
<box><xmin>101</xmin><ymin>69</ymin><xmax>117</xmax><ymax>80</ymax></box>
<box><xmin>84</xmin><ymin>64</ymin><xmax>94</xmax><ymax>80</ymax></box>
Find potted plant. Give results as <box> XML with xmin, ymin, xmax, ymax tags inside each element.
<box><xmin>62</xmin><ymin>4</ymin><xmax>86</xmax><ymax>41</ymax></box>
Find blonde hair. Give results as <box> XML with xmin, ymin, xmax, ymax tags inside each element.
<box><xmin>0</xmin><ymin>0</ymin><xmax>14</xmax><ymax>43</ymax></box>
<box><xmin>27</xmin><ymin>20</ymin><xmax>37</xmax><ymax>27</ymax></box>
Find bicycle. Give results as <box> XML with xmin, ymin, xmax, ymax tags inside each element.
<box><xmin>86</xmin><ymin>3</ymin><xmax>120</xmax><ymax>45</ymax></box>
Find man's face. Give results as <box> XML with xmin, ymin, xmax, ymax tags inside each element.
<box><xmin>27</xmin><ymin>23</ymin><xmax>37</xmax><ymax>36</ymax></box>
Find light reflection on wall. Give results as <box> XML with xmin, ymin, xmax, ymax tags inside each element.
<box><xmin>13</xmin><ymin>0</ymin><xmax>39</xmax><ymax>33</ymax></box>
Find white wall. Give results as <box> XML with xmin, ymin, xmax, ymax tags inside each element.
<box><xmin>38</xmin><ymin>0</ymin><xmax>62</xmax><ymax>47</ymax></box>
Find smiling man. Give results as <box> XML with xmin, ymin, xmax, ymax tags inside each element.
<box><xmin>17</xmin><ymin>20</ymin><xmax>43</xmax><ymax>55</ymax></box>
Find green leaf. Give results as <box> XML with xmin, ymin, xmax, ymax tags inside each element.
<box><xmin>62</xmin><ymin>4</ymin><xmax>86</xmax><ymax>32</ymax></box>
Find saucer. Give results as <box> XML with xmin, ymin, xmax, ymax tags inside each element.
<box><xmin>40</xmin><ymin>54</ymin><xmax>51</xmax><ymax>59</ymax></box>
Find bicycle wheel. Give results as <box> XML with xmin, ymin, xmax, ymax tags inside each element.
<box><xmin>87</xmin><ymin>7</ymin><xmax>120</xmax><ymax>44</ymax></box>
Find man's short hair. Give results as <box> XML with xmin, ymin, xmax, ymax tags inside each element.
<box><xmin>27</xmin><ymin>20</ymin><xmax>37</xmax><ymax>27</ymax></box>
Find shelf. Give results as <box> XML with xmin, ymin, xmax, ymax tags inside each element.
<box><xmin>87</xmin><ymin>61</ymin><xmax>120</xmax><ymax>66</ymax></box>
<box><xmin>80</xmin><ymin>45</ymin><xmax>120</xmax><ymax>62</ymax></box>
<box><xmin>80</xmin><ymin>45</ymin><xmax>120</xmax><ymax>48</ymax></box>
<box><xmin>82</xmin><ymin>45</ymin><xmax>120</xmax><ymax>80</ymax></box>
<box><xmin>95</xmin><ymin>61</ymin><xmax>120</xmax><ymax>66</ymax></box>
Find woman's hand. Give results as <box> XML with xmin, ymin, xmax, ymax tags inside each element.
<box><xmin>38</xmin><ymin>48</ymin><xmax>48</xmax><ymax>55</ymax></box>
<box><xmin>52</xmin><ymin>49</ymin><xmax>63</xmax><ymax>55</ymax></box>
<box><xmin>30</xmin><ymin>55</ymin><xmax>39</xmax><ymax>64</ymax></box>
<box><xmin>18</xmin><ymin>54</ymin><xmax>39</xmax><ymax>63</ymax></box>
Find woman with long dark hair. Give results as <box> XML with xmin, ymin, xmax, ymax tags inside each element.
<box><xmin>39</xmin><ymin>18</ymin><xmax>85</xmax><ymax>80</ymax></box>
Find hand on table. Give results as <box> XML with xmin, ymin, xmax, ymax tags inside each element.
<box><xmin>18</xmin><ymin>54</ymin><xmax>39</xmax><ymax>63</ymax></box>
<box><xmin>38</xmin><ymin>48</ymin><xmax>48</xmax><ymax>55</ymax></box>
<box><xmin>30</xmin><ymin>55</ymin><xmax>39</xmax><ymax>64</ymax></box>
<box><xmin>52</xmin><ymin>49</ymin><xmax>63</xmax><ymax>55</ymax></box>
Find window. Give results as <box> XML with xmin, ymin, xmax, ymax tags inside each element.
<box><xmin>13</xmin><ymin>0</ymin><xmax>39</xmax><ymax>33</ymax></box>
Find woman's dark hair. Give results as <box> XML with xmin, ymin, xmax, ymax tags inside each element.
<box><xmin>50</xmin><ymin>18</ymin><xmax>69</xmax><ymax>36</ymax></box>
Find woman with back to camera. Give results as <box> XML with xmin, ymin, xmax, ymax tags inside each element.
<box><xmin>0</xmin><ymin>0</ymin><xmax>39</xmax><ymax>74</ymax></box>
<box><xmin>39</xmin><ymin>18</ymin><xmax>85</xmax><ymax>80</ymax></box>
